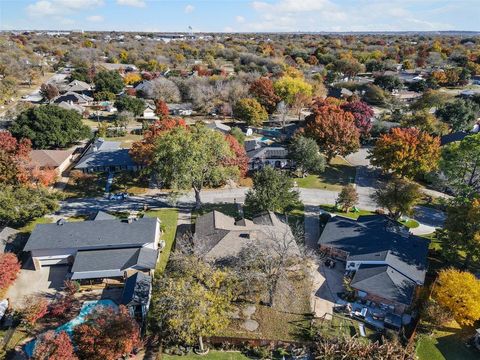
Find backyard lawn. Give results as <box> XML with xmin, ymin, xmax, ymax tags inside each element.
<box><xmin>18</xmin><ymin>217</ymin><xmax>53</xmax><ymax>234</ymax></box>
<box><xmin>416</xmin><ymin>322</ymin><xmax>479</xmax><ymax>360</ymax></box>
<box><xmin>145</xmin><ymin>208</ymin><xmax>178</xmax><ymax>273</ymax></box>
<box><xmin>295</xmin><ymin>157</ymin><xmax>356</xmax><ymax>191</ymax></box>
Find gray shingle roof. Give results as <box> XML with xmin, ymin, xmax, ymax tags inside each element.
<box><xmin>351</xmin><ymin>264</ymin><xmax>416</xmax><ymax>305</ymax></box>
<box><xmin>246</xmin><ymin>146</ymin><xmax>289</xmax><ymax>160</ymax></box>
<box><xmin>71</xmin><ymin>247</ymin><xmax>158</xmax><ymax>273</ymax></box>
<box><xmin>121</xmin><ymin>272</ymin><xmax>152</xmax><ymax>306</ymax></box>
<box><xmin>318</xmin><ymin>215</ymin><xmax>429</xmax><ymax>285</ymax></box>
<box><xmin>24</xmin><ymin>217</ymin><xmax>159</xmax><ymax>251</ymax></box>
<box><xmin>75</xmin><ymin>139</ymin><xmax>136</xmax><ymax>169</ymax></box>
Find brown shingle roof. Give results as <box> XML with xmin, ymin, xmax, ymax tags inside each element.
<box><xmin>29</xmin><ymin>149</ymin><xmax>73</xmax><ymax>168</ymax></box>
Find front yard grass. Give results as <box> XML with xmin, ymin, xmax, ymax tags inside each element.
<box><xmin>63</xmin><ymin>172</ymin><xmax>107</xmax><ymax>199</ymax></box>
<box><xmin>416</xmin><ymin>321</ymin><xmax>479</xmax><ymax>360</ymax></box>
<box><xmin>314</xmin><ymin>314</ymin><xmax>376</xmax><ymax>342</ymax></box>
<box><xmin>144</xmin><ymin>208</ymin><xmax>178</xmax><ymax>273</ymax></box>
<box><xmin>319</xmin><ymin>204</ymin><xmax>374</xmax><ymax>220</ymax></box>
<box><xmin>111</xmin><ymin>172</ymin><xmax>149</xmax><ymax>195</ymax></box>
<box><xmin>295</xmin><ymin>157</ymin><xmax>356</xmax><ymax>191</ymax></box>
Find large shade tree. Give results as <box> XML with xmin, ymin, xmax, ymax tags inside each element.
<box><xmin>340</xmin><ymin>100</ymin><xmax>374</xmax><ymax>139</ymax></box>
<box><xmin>436</xmin><ymin>98</ymin><xmax>479</xmax><ymax>132</ymax></box>
<box><xmin>233</xmin><ymin>98</ymin><xmax>268</xmax><ymax>126</ymax></box>
<box><xmin>94</xmin><ymin>70</ymin><xmax>124</xmax><ymax>94</ymax></box>
<box><xmin>0</xmin><ymin>253</ymin><xmax>21</xmax><ymax>296</ymax></box>
<box><xmin>10</xmin><ymin>105</ymin><xmax>91</xmax><ymax>149</ymax></box>
<box><xmin>73</xmin><ymin>306</ymin><xmax>141</xmax><ymax>360</ymax></box>
<box><xmin>33</xmin><ymin>331</ymin><xmax>78</xmax><ymax>360</ymax></box>
<box><xmin>150</xmin><ymin>254</ymin><xmax>235</xmax><ymax>352</ymax></box>
<box><xmin>149</xmin><ymin>124</ymin><xmax>239</xmax><ymax>208</ymax></box>
<box><xmin>288</xmin><ymin>135</ymin><xmax>325</xmax><ymax>176</ymax></box>
<box><xmin>440</xmin><ymin>133</ymin><xmax>480</xmax><ymax>195</ymax></box>
<box><xmin>372</xmin><ymin>178</ymin><xmax>422</xmax><ymax>219</ymax></box>
<box><xmin>368</xmin><ymin>127</ymin><xmax>440</xmax><ymax>179</ymax></box>
<box><xmin>433</xmin><ymin>268</ymin><xmax>480</xmax><ymax>326</ymax></box>
<box><xmin>245</xmin><ymin>166</ymin><xmax>301</xmax><ymax>214</ymax></box>
<box><xmin>304</xmin><ymin>102</ymin><xmax>360</xmax><ymax>162</ymax></box>
<box><xmin>249</xmin><ymin>77</ymin><xmax>280</xmax><ymax>114</ymax></box>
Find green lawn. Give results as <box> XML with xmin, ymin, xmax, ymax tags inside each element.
<box><xmin>63</xmin><ymin>172</ymin><xmax>107</xmax><ymax>199</ymax></box>
<box><xmin>416</xmin><ymin>323</ymin><xmax>479</xmax><ymax>360</ymax></box>
<box><xmin>295</xmin><ymin>157</ymin><xmax>356</xmax><ymax>191</ymax></box>
<box><xmin>111</xmin><ymin>172</ymin><xmax>149</xmax><ymax>195</ymax></box>
<box><xmin>145</xmin><ymin>208</ymin><xmax>179</xmax><ymax>273</ymax></box>
<box><xmin>315</xmin><ymin>314</ymin><xmax>376</xmax><ymax>341</ymax></box>
<box><xmin>400</xmin><ymin>219</ymin><xmax>420</xmax><ymax>229</ymax></box>
<box><xmin>163</xmin><ymin>351</ymin><xmax>249</xmax><ymax>360</ymax></box>
<box><xmin>319</xmin><ymin>204</ymin><xmax>374</xmax><ymax>220</ymax></box>
<box><xmin>19</xmin><ymin>217</ymin><xmax>53</xmax><ymax>234</ymax></box>
<box><xmin>106</xmin><ymin>133</ymin><xmax>143</xmax><ymax>149</ymax></box>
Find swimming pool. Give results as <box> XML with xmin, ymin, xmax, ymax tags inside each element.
<box><xmin>24</xmin><ymin>299</ymin><xmax>117</xmax><ymax>357</ymax></box>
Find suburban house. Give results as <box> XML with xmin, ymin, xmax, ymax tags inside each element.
<box><xmin>318</xmin><ymin>215</ymin><xmax>430</xmax><ymax>314</ymax></box>
<box><xmin>60</xmin><ymin>80</ymin><xmax>92</xmax><ymax>94</ymax></box>
<box><xmin>57</xmin><ymin>101</ymin><xmax>85</xmax><ymax>115</ymax></box>
<box><xmin>167</xmin><ymin>102</ymin><xmax>193</xmax><ymax>116</ymax></box>
<box><xmin>193</xmin><ymin>210</ymin><xmax>299</xmax><ymax>261</ymax></box>
<box><xmin>75</xmin><ymin>138</ymin><xmax>139</xmax><ymax>173</ymax></box>
<box><xmin>29</xmin><ymin>149</ymin><xmax>74</xmax><ymax>174</ymax></box>
<box><xmin>23</xmin><ymin>212</ymin><xmax>161</xmax><ymax>283</ymax></box>
<box><xmin>207</xmin><ymin>120</ymin><xmax>231</xmax><ymax>134</ymax></box>
<box><xmin>142</xmin><ymin>103</ymin><xmax>158</xmax><ymax>120</ymax></box>
<box><xmin>51</xmin><ymin>91</ymin><xmax>93</xmax><ymax>106</ymax></box>
<box><xmin>245</xmin><ymin>139</ymin><xmax>291</xmax><ymax>171</ymax></box>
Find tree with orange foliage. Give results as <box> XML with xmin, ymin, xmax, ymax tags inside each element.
<box><xmin>249</xmin><ymin>77</ymin><xmax>280</xmax><ymax>114</ymax></box>
<box><xmin>0</xmin><ymin>130</ymin><xmax>31</xmax><ymax>185</ymax></box>
<box><xmin>33</xmin><ymin>331</ymin><xmax>78</xmax><ymax>360</ymax></box>
<box><xmin>224</xmin><ymin>135</ymin><xmax>248</xmax><ymax>177</ymax></box>
<box><xmin>154</xmin><ymin>99</ymin><xmax>169</xmax><ymax>119</ymax></box>
<box><xmin>20</xmin><ymin>296</ymin><xmax>49</xmax><ymax>328</ymax></box>
<box><xmin>31</xmin><ymin>167</ymin><xmax>58</xmax><ymax>187</ymax></box>
<box><xmin>73</xmin><ymin>305</ymin><xmax>141</xmax><ymax>360</ymax></box>
<box><xmin>130</xmin><ymin>118</ymin><xmax>187</xmax><ymax>166</ymax></box>
<box><xmin>368</xmin><ymin>127</ymin><xmax>440</xmax><ymax>179</ymax></box>
<box><xmin>0</xmin><ymin>253</ymin><xmax>21</xmax><ymax>296</ymax></box>
<box><xmin>304</xmin><ymin>102</ymin><xmax>360</xmax><ymax>162</ymax></box>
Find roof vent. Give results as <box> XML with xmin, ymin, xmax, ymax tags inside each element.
<box><xmin>57</xmin><ymin>219</ymin><xmax>65</xmax><ymax>226</ymax></box>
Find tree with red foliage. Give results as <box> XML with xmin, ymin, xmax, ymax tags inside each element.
<box><xmin>0</xmin><ymin>253</ymin><xmax>21</xmax><ymax>295</ymax></box>
<box><xmin>21</xmin><ymin>296</ymin><xmax>49</xmax><ymax>328</ymax></box>
<box><xmin>73</xmin><ymin>305</ymin><xmax>141</xmax><ymax>360</ymax></box>
<box><xmin>155</xmin><ymin>99</ymin><xmax>170</xmax><ymax>119</ymax></box>
<box><xmin>224</xmin><ymin>135</ymin><xmax>248</xmax><ymax>177</ymax></box>
<box><xmin>304</xmin><ymin>103</ymin><xmax>360</xmax><ymax>162</ymax></box>
<box><xmin>33</xmin><ymin>331</ymin><xmax>78</xmax><ymax>360</ymax></box>
<box><xmin>368</xmin><ymin>127</ymin><xmax>440</xmax><ymax>179</ymax></box>
<box><xmin>0</xmin><ymin>130</ymin><xmax>32</xmax><ymax>185</ymax></box>
<box><xmin>31</xmin><ymin>166</ymin><xmax>58</xmax><ymax>187</ymax></box>
<box><xmin>130</xmin><ymin>118</ymin><xmax>187</xmax><ymax>166</ymax></box>
<box><xmin>340</xmin><ymin>100</ymin><xmax>374</xmax><ymax>138</ymax></box>
<box><xmin>249</xmin><ymin>77</ymin><xmax>280</xmax><ymax>114</ymax></box>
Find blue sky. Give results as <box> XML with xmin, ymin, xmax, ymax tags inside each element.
<box><xmin>1</xmin><ymin>0</ymin><xmax>479</xmax><ymax>32</ymax></box>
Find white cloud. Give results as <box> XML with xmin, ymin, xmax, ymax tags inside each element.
<box><xmin>235</xmin><ymin>15</ymin><xmax>245</xmax><ymax>23</ymax></box>
<box><xmin>87</xmin><ymin>15</ymin><xmax>104</xmax><ymax>22</ymax></box>
<box><xmin>116</xmin><ymin>0</ymin><xmax>146</xmax><ymax>8</ymax></box>
<box><xmin>184</xmin><ymin>4</ymin><xmax>195</xmax><ymax>13</ymax></box>
<box><xmin>27</xmin><ymin>0</ymin><xmax>103</xmax><ymax>17</ymax></box>
<box><xmin>245</xmin><ymin>0</ymin><xmax>452</xmax><ymax>32</ymax></box>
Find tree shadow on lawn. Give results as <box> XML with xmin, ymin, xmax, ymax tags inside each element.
<box><xmin>432</xmin><ymin>328</ymin><xmax>479</xmax><ymax>360</ymax></box>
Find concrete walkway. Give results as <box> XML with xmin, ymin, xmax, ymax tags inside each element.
<box><xmin>304</xmin><ymin>205</ymin><xmax>321</xmax><ymax>248</ymax></box>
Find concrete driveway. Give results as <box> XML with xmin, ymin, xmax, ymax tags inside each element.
<box><xmin>310</xmin><ymin>262</ymin><xmax>345</xmax><ymax>318</ymax></box>
<box><xmin>6</xmin><ymin>262</ymin><xmax>68</xmax><ymax>309</ymax></box>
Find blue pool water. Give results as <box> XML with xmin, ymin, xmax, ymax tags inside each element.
<box><xmin>24</xmin><ymin>299</ymin><xmax>117</xmax><ymax>357</ymax></box>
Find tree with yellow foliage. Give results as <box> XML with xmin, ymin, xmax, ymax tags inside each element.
<box><xmin>274</xmin><ymin>76</ymin><xmax>312</xmax><ymax>105</ymax></box>
<box><xmin>123</xmin><ymin>72</ymin><xmax>142</xmax><ymax>85</ymax></box>
<box><xmin>432</xmin><ymin>268</ymin><xmax>480</xmax><ymax>326</ymax></box>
